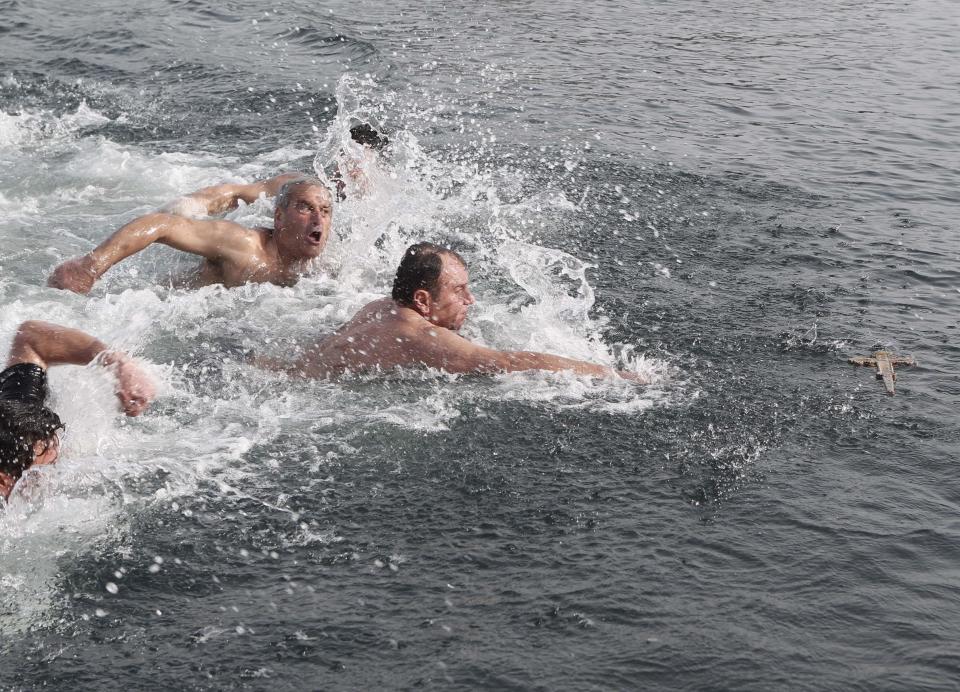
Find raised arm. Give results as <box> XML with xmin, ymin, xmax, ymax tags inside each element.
<box><xmin>159</xmin><ymin>172</ymin><xmax>303</xmax><ymax>217</ymax></box>
<box><xmin>416</xmin><ymin>328</ymin><xmax>647</xmax><ymax>382</ymax></box>
<box><xmin>48</xmin><ymin>213</ymin><xmax>251</xmax><ymax>294</ymax></box>
<box><xmin>8</xmin><ymin>321</ymin><xmax>155</xmax><ymax>416</ymax></box>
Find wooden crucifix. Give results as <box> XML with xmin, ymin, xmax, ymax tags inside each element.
<box><xmin>848</xmin><ymin>351</ymin><xmax>916</xmax><ymax>395</ymax></box>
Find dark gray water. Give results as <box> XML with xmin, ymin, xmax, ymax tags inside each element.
<box><xmin>1</xmin><ymin>0</ymin><xmax>958</xmax><ymax>689</ymax></box>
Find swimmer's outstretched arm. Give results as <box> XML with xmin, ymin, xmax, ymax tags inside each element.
<box><xmin>159</xmin><ymin>172</ymin><xmax>303</xmax><ymax>218</ymax></box>
<box><xmin>9</xmin><ymin>321</ymin><xmax>156</xmax><ymax>416</ymax></box>
<box><xmin>417</xmin><ymin>328</ymin><xmax>649</xmax><ymax>383</ymax></box>
<box><xmin>249</xmin><ymin>353</ymin><xmax>332</xmax><ymax>379</ymax></box>
<box><xmin>48</xmin><ymin>213</ymin><xmax>252</xmax><ymax>294</ymax></box>
<box><xmin>496</xmin><ymin>351</ymin><xmax>647</xmax><ymax>383</ymax></box>
<box><xmin>269</xmin><ymin>326</ymin><xmax>648</xmax><ymax>383</ymax></box>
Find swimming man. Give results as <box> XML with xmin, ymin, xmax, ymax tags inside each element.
<box><xmin>0</xmin><ymin>321</ymin><xmax>155</xmax><ymax>502</ymax></box>
<box><xmin>331</xmin><ymin>122</ymin><xmax>390</xmax><ymax>201</ymax></box>
<box><xmin>260</xmin><ymin>242</ymin><xmax>648</xmax><ymax>382</ymax></box>
<box><xmin>48</xmin><ymin>175</ymin><xmax>333</xmax><ymax>293</ymax></box>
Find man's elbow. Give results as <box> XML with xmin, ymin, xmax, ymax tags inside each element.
<box><xmin>134</xmin><ymin>212</ymin><xmax>182</xmax><ymax>242</ymax></box>
<box><xmin>139</xmin><ymin>211</ymin><xmax>178</xmax><ymax>227</ymax></box>
<box><xmin>13</xmin><ymin>321</ymin><xmax>44</xmax><ymax>344</ymax></box>
<box><xmin>9</xmin><ymin>321</ymin><xmax>47</xmax><ymax>366</ymax></box>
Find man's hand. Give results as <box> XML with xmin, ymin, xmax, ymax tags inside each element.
<box><xmin>48</xmin><ymin>255</ymin><xmax>99</xmax><ymax>294</ymax></box>
<box><xmin>103</xmin><ymin>353</ymin><xmax>156</xmax><ymax>416</ymax></box>
<box><xmin>617</xmin><ymin>370</ymin><xmax>650</xmax><ymax>385</ymax></box>
<box><xmin>7</xmin><ymin>322</ymin><xmax>158</xmax><ymax>416</ymax></box>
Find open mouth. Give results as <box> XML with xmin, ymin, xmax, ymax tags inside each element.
<box><xmin>307</xmin><ymin>230</ymin><xmax>323</xmax><ymax>244</ymax></box>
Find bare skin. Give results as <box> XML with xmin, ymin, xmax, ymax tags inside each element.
<box><xmin>0</xmin><ymin>321</ymin><xmax>156</xmax><ymax>500</ymax></box>
<box><xmin>8</xmin><ymin>321</ymin><xmax>156</xmax><ymax>417</ymax></box>
<box><xmin>263</xmin><ymin>255</ymin><xmax>648</xmax><ymax>383</ymax></box>
<box><xmin>333</xmin><ymin>146</ymin><xmax>380</xmax><ymax>201</ymax></box>
<box><xmin>48</xmin><ymin>175</ymin><xmax>332</xmax><ymax>293</ymax></box>
<box><xmin>158</xmin><ymin>172</ymin><xmax>302</xmax><ymax>218</ymax></box>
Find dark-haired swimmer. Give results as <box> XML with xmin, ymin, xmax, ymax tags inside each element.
<box><xmin>258</xmin><ymin>242</ymin><xmax>648</xmax><ymax>383</ymax></box>
<box><xmin>0</xmin><ymin>321</ymin><xmax>155</xmax><ymax>502</ymax></box>
<box><xmin>48</xmin><ymin>175</ymin><xmax>333</xmax><ymax>293</ymax></box>
<box><xmin>332</xmin><ymin>122</ymin><xmax>390</xmax><ymax>201</ymax></box>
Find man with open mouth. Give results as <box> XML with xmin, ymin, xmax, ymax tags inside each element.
<box><xmin>48</xmin><ymin>175</ymin><xmax>332</xmax><ymax>293</ymax></box>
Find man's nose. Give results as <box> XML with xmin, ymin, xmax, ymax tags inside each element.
<box><xmin>464</xmin><ymin>290</ymin><xmax>476</xmax><ymax>305</ymax></box>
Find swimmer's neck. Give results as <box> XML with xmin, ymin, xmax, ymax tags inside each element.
<box><xmin>389</xmin><ymin>299</ymin><xmax>426</xmax><ymax>320</ymax></box>
<box><xmin>260</xmin><ymin>227</ymin><xmax>313</xmax><ymax>273</ymax></box>
<box><xmin>391</xmin><ymin>300</ymin><xmax>454</xmax><ymax>329</ymax></box>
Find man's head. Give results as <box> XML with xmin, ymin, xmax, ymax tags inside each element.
<box><xmin>0</xmin><ymin>400</ymin><xmax>62</xmax><ymax>488</ymax></box>
<box><xmin>273</xmin><ymin>177</ymin><xmax>333</xmax><ymax>260</ymax></box>
<box><xmin>350</xmin><ymin>123</ymin><xmax>389</xmax><ymax>151</ymax></box>
<box><xmin>392</xmin><ymin>242</ymin><xmax>474</xmax><ymax>330</ymax></box>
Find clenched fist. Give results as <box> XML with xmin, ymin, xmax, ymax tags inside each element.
<box><xmin>48</xmin><ymin>255</ymin><xmax>99</xmax><ymax>294</ymax></box>
<box><xmin>100</xmin><ymin>352</ymin><xmax>157</xmax><ymax>417</ymax></box>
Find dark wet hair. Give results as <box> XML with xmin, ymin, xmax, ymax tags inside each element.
<box><xmin>391</xmin><ymin>242</ymin><xmax>466</xmax><ymax>305</ymax></box>
<box><xmin>276</xmin><ymin>176</ymin><xmax>331</xmax><ymax>209</ymax></box>
<box><xmin>0</xmin><ymin>400</ymin><xmax>62</xmax><ymax>482</ymax></box>
<box><xmin>350</xmin><ymin>123</ymin><xmax>389</xmax><ymax>150</ymax></box>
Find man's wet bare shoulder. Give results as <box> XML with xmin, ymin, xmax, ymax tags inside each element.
<box><xmin>335</xmin><ymin>298</ymin><xmax>418</xmax><ymax>331</ymax></box>
<box><xmin>301</xmin><ymin>299</ymin><xmax>434</xmax><ymax>377</ymax></box>
<box><xmin>189</xmin><ymin>225</ymin><xmax>279</xmax><ymax>288</ymax></box>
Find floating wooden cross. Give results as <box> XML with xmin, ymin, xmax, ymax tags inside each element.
<box><xmin>848</xmin><ymin>351</ymin><xmax>916</xmax><ymax>395</ymax></box>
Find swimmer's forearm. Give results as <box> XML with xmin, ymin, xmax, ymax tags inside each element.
<box><xmin>174</xmin><ymin>173</ymin><xmax>302</xmax><ymax>216</ymax></box>
<box><xmin>85</xmin><ymin>213</ymin><xmax>175</xmax><ymax>276</ymax></box>
<box><xmin>500</xmin><ymin>352</ymin><xmax>648</xmax><ymax>382</ymax></box>
<box><xmin>250</xmin><ymin>353</ymin><xmax>328</xmax><ymax>379</ymax></box>
<box><xmin>8</xmin><ymin>321</ymin><xmax>109</xmax><ymax>369</ymax></box>
<box><xmin>48</xmin><ymin>214</ymin><xmax>187</xmax><ymax>293</ymax></box>
<box><xmin>86</xmin><ymin>211</ymin><xmax>218</xmax><ymax>278</ymax></box>
<box><xmin>497</xmin><ymin>351</ymin><xmax>618</xmax><ymax>378</ymax></box>
<box><xmin>175</xmin><ymin>184</ymin><xmax>252</xmax><ymax>216</ymax></box>
<box><xmin>259</xmin><ymin>172</ymin><xmax>303</xmax><ymax>198</ymax></box>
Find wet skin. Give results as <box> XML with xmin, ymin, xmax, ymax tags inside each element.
<box><xmin>49</xmin><ymin>182</ymin><xmax>333</xmax><ymax>292</ymax></box>
<box><xmin>269</xmin><ymin>255</ymin><xmax>647</xmax><ymax>383</ymax></box>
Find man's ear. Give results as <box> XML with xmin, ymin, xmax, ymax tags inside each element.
<box><xmin>411</xmin><ymin>288</ymin><xmax>432</xmax><ymax>315</ymax></box>
<box><xmin>274</xmin><ymin>204</ymin><xmax>285</xmax><ymax>231</ymax></box>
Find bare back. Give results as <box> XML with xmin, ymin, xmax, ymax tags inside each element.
<box><xmin>298</xmin><ymin>298</ymin><xmax>439</xmax><ymax>377</ymax></box>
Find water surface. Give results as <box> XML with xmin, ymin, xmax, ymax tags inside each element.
<box><xmin>1</xmin><ymin>0</ymin><xmax>958</xmax><ymax>689</ymax></box>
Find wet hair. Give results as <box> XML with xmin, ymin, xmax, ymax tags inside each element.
<box><xmin>391</xmin><ymin>242</ymin><xmax>466</xmax><ymax>305</ymax></box>
<box><xmin>350</xmin><ymin>123</ymin><xmax>389</xmax><ymax>150</ymax></box>
<box><xmin>0</xmin><ymin>400</ymin><xmax>62</xmax><ymax>482</ymax></box>
<box><xmin>275</xmin><ymin>176</ymin><xmax>331</xmax><ymax>210</ymax></box>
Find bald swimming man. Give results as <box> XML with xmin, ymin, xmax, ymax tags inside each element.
<box><xmin>48</xmin><ymin>174</ymin><xmax>333</xmax><ymax>293</ymax></box>
<box><xmin>260</xmin><ymin>242</ymin><xmax>648</xmax><ymax>382</ymax></box>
